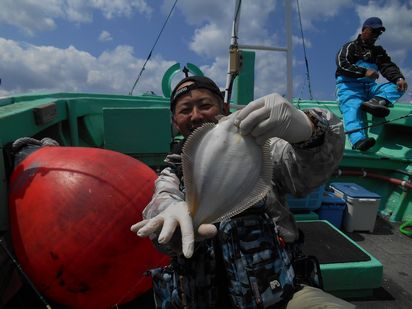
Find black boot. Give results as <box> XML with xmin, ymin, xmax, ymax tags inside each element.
<box><xmin>361</xmin><ymin>97</ymin><xmax>390</xmax><ymax>117</ymax></box>
<box><xmin>352</xmin><ymin>137</ymin><xmax>376</xmax><ymax>151</ymax></box>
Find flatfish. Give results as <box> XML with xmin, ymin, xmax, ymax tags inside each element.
<box><xmin>181</xmin><ymin>111</ymin><xmax>273</xmax><ymax>228</ymax></box>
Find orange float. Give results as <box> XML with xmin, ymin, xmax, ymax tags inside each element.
<box><xmin>9</xmin><ymin>147</ymin><xmax>169</xmax><ymax>309</ymax></box>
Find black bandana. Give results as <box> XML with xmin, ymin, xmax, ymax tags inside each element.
<box><xmin>170</xmin><ymin>76</ymin><xmax>224</xmax><ymax>112</ymax></box>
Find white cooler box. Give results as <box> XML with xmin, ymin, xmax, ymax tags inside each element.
<box><xmin>329</xmin><ymin>182</ymin><xmax>381</xmax><ymax>233</ymax></box>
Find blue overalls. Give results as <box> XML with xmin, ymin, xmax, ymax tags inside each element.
<box><xmin>336</xmin><ymin>60</ymin><xmax>404</xmax><ymax>146</ymax></box>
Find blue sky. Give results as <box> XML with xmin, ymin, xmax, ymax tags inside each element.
<box><xmin>0</xmin><ymin>0</ymin><xmax>411</xmax><ymax>102</ymax></box>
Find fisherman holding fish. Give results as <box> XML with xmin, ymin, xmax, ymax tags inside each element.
<box><xmin>131</xmin><ymin>76</ymin><xmax>354</xmax><ymax>308</ymax></box>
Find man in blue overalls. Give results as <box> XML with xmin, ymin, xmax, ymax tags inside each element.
<box><xmin>335</xmin><ymin>17</ymin><xmax>408</xmax><ymax>151</ymax></box>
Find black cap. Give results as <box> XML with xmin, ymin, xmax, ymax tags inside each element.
<box><xmin>170</xmin><ymin>75</ymin><xmax>224</xmax><ymax>113</ymax></box>
<box><xmin>363</xmin><ymin>17</ymin><xmax>385</xmax><ymax>31</ymax></box>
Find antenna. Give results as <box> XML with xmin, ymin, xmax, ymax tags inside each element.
<box><xmin>129</xmin><ymin>0</ymin><xmax>178</xmax><ymax>95</ymax></box>
<box><xmin>229</xmin><ymin>0</ymin><xmax>294</xmax><ymax>102</ymax></box>
<box><xmin>296</xmin><ymin>0</ymin><xmax>313</xmax><ymax>100</ymax></box>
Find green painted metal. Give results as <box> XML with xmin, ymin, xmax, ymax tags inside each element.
<box><xmin>1</xmin><ymin>83</ymin><xmax>411</xmax><ymax>228</ymax></box>
<box><xmin>302</xmin><ymin>220</ymin><xmax>383</xmax><ymax>298</ymax></box>
<box><xmin>161</xmin><ymin>62</ymin><xmax>204</xmax><ymax>98</ymax></box>
<box><xmin>103</xmin><ymin>107</ymin><xmax>171</xmax><ymax>167</ymax></box>
<box><xmin>0</xmin><ymin>93</ymin><xmax>172</xmax><ymax>165</ymax></box>
<box><xmin>232</xmin><ymin>50</ymin><xmax>255</xmax><ymax>104</ymax></box>
<box><xmin>0</xmin><ymin>92</ymin><xmax>173</xmax><ymax>232</ymax></box>
<box><xmin>294</xmin><ymin>211</ymin><xmax>319</xmax><ymax>221</ymax></box>
<box><xmin>161</xmin><ymin>63</ymin><xmax>181</xmax><ymax>98</ymax></box>
<box><xmin>186</xmin><ymin>63</ymin><xmax>204</xmax><ymax>77</ymax></box>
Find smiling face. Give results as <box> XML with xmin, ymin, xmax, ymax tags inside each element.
<box><xmin>172</xmin><ymin>82</ymin><xmax>224</xmax><ymax>137</ymax></box>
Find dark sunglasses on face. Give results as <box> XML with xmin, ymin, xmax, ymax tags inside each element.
<box><xmin>371</xmin><ymin>28</ymin><xmax>384</xmax><ymax>36</ymax></box>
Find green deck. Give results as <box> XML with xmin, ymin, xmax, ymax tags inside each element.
<box><xmin>1</xmin><ymin>92</ymin><xmax>410</xmax><ymax>229</ymax></box>
<box><xmin>298</xmin><ymin>220</ymin><xmax>383</xmax><ymax>298</ymax></box>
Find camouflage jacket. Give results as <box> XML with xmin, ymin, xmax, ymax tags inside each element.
<box><xmin>143</xmin><ymin>108</ymin><xmax>344</xmax><ymax>308</ymax></box>
<box><xmin>143</xmin><ymin>108</ymin><xmax>344</xmax><ymax>246</ymax></box>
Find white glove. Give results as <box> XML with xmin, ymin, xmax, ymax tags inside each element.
<box><xmin>130</xmin><ymin>201</ymin><xmax>217</xmax><ymax>258</ymax></box>
<box><xmin>233</xmin><ymin>93</ymin><xmax>313</xmax><ymax>145</ymax></box>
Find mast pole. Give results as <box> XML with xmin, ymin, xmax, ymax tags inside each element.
<box><xmin>227</xmin><ymin>0</ymin><xmax>293</xmax><ymax>103</ymax></box>
<box><xmin>224</xmin><ymin>0</ymin><xmax>242</xmax><ymax>104</ymax></box>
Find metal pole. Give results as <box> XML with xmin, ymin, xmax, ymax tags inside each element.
<box><xmin>285</xmin><ymin>0</ymin><xmax>293</xmax><ymax>102</ymax></box>
<box><xmin>238</xmin><ymin>44</ymin><xmax>287</xmax><ymax>52</ymax></box>
<box><xmin>224</xmin><ymin>0</ymin><xmax>242</xmax><ymax>104</ymax></box>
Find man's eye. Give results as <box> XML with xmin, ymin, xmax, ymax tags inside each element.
<box><xmin>180</xmin><ymin>108</ymin><xmax>192</xmax><ymax>114</ymax></box>
<box><xmin>200</xmin><ymin>103</ymin><xmax>213</xmax><ymax>110</ymax></box>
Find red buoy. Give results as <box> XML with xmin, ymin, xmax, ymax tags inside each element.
<box><xmin>9</xmin><ymin>147</ymin><xmax>169</xmax><ymax>309</ymax></box>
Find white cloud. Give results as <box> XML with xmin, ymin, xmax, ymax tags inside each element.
<box><xmin>236</xmin><ymin>1</ymin><xmax>277</xmax><ymax>44</ymax></box>
<box><xmin>189</xmin><ymin>23</ymin><xmax>228</xmax><ymax>59</ymax></box>
<box><xmin>0</xmin><ymin>0</ymin><xmax>62</xmax><ymax>35</ymax></box>
<box><xmin>0</xmin><ymin>38</ymin><xmax>93</xmax><ymax>93</ymax></box>
<box><xmin>99</xmin><ymin>31</ymin><xmax>113</xmax><ymax>42</ymax></box>
<box><xmin>200</xmin><ymin>56</ymin><xmax>228</xmax><ymax>90</ymax></box>
<box><xmin>0</xmin><ymin>38</ymin><xmax>173</xmax><ymax>96</ymax></box>
<box><xmin>66</xmin><ymin>0</ymin><xmax>153</xmax><ymax>21</ymax></box>
<box><xmin>296</xmin><ymin>0</ymin><xmax>353</xmax><ymax>30</ymax></box>
<box><xmin>0</xmin><ymin>0</ymin><xmax>153</xmax><ymax>35</ymax></box>
<box><xmin>0</xmin><ymin>0</ymin><xmax>308</xmax><ymax>99</ymax></box>
<box><xmin>1</xmin><ymin>1</ymin><xmax>410</xmax><ymax>101</ymax></box>
<box><xmin>173</xmin><ymin>0</ymin><xmax>230</xmax><ymax>26</ymax></box>
<box><xmin>182</xmin><ymin>0</ymin><xmax>279</xmax><ymax>57</ymax></box>
<box><xmin>355</xmin><ymin>1</ymin><xmax>412</xmax><ymax>64</ymax></box>
<box><xmin>254</xmin><ymin>50</ymin><xmax>288</xmax><ymax>98</ymax></box>
<box><xmin>177</xmin><ymin>0</ymin><xmax>288</xmax><ymax>99</ymax></box>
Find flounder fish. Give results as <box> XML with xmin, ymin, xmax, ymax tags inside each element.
<box><xmin>181</xmin><ymin>111</ymin><xmax>273</xmax><ymax>228</ymax></box>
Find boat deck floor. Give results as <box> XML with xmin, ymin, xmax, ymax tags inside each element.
<box><xmin>345</xmin><ymin>216</ymin><xmax>412</xmax><ymax>309</ymax></box>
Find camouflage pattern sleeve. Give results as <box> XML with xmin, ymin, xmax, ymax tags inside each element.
<box><xmin>266</xmin><ymin>108</ymin><xmax>344</xmax><ymax>243</ymax></box>
<box><xmin>270</xmin><ymin>108</ymin><xmax>344</xmax><ymax>196</ymax></box>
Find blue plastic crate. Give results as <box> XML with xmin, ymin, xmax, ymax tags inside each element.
<box><xmin>317</xmin><ymin>192</ymin><xmax>346</xmax><ymax>229</ymax></box>
<box><xmin>287</xmin><ymin>185</ymin><xmax>325</xmax><ymax>211</ymax></box>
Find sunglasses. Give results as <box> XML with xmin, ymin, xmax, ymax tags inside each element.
<box><xmin>371</xmin><ymin>28</ymin><xmax>384</xmax><ymax>36</ymax></box>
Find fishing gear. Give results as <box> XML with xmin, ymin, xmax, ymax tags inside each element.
<box><xmin>0</xmin><ymin>238</ymin><xmax>52</xmax><ymax>309</ymax></box>
<box><xmin>129</xmin><ymin>0</ymin><xmax>178</xmax><ymax>95</ymax></box>
<box><xmin>296</xmin><ymin>0</ymin><xmax>313</xmax><ymax>100</ymax></box>
<box><xmin>344</xmin><ymin>112</ymin><xmax>412</xmax><ymax>134</ymax></box>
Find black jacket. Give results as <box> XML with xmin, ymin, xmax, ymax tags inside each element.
<box><xmin>335</xmin><ymin>35</ymin><xmax>404</xmax><ymax>83</ymax></box>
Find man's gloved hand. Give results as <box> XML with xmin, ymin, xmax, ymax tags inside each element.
<box><xmin>233</xmin><ymin>93</ymin><xmax>313</xmax><ymax>145</ymax></box>
<box><xmin>130</xmin><ymin>201</ymin><xmax>217</xmax><ymax>258</ymax></box>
